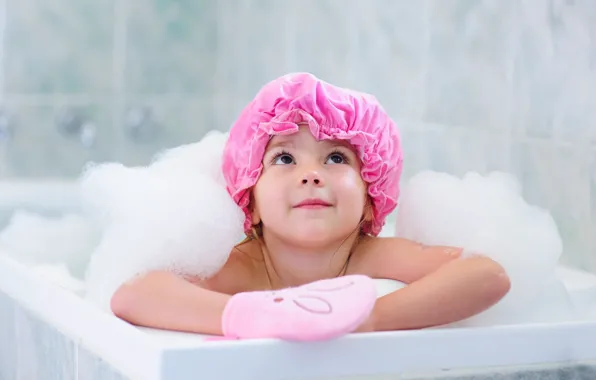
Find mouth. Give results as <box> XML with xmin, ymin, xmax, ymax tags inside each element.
<box><xmin>294</xmin><ymin>198</ymin><xmax>332</xmax><ymax>209</ymax></box>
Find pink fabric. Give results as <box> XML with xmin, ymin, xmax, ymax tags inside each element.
<box><xmin>221</xmin><ymin>275</ymin><xmax>377</xmax><ymax>341</ymax></box>
<box><xmin>222</xmin><ymin>72</ymin><xmax>403</xmax><ymax>236</ymax></box>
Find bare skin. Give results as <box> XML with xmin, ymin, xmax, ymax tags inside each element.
<box><xmin>111</xmin><ymin>236</ymin><xmax>510</xmax><ymax>335</ymax></box>
<box><xmin>111</xmin><ymin>125</ymin><xmax>511</xmax><ymax>336</ymax></box>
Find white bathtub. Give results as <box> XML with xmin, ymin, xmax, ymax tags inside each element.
<box><xmin>2</xmin><ymin>180</ymin><xmax>596</xmax><ymax>380</ymax></box>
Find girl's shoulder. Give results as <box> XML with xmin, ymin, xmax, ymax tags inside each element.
<box><xmin>350</xmin><ymin>235</ymin><xmax>462</xmax><ymax>283</ymax></box>
<box><xmin>193</xmin><ymin>239</ymin><xmax>268</xmax><ymax>294</ymax></box>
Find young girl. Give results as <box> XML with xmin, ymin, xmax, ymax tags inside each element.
<box><xmin>110</xmin><ymin>72</ymin><xmax>511</xmax><ymax>341</ymax></box>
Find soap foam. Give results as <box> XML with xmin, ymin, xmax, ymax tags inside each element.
<box><xmin>0</xmin><ymin>131</ymin><xmax>575</xmax><ymax>325</ymax></box>
<box><xmin>394</xmin><ymin>171</ymin><xmax>572</xmax><ymax>326</ymax></box>
<box><xmin>81</xmin><ymin>130</ymin><xmax>245</xmax><ymax>312</ymax></box>
<box><xmin>0</xmin><ymin>211</ymin><xmax>99</xmax><ymax>278</ymax></box>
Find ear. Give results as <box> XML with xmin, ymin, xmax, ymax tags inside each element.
<box><xmin>362</xmin><ymin>197</ymin><xmax>373</xmax><ymax>223</ymax></box>
<box><xmin>251</xmin><ymin>207</ymin><xmax>261</xmax><ymax>225</ymax></box>
<box><xmin>248</xmin><ymin>192</ymin><xmax>261</xmax><ymax>225</ymax></box>
<box><xmin>364</xmin><ymin>205</ymin><xmax>373</xmax><ymax>223</ymax></box>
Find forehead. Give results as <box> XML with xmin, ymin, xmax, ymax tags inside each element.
<box><xmin>266</xmin><ymin>128</ymin><xmax>354</xmax><ymax>151</ymax></box>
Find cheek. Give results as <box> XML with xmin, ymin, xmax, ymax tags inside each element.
<box><xmin>334</xmin><ymin>169</ymin><xmax>367</xmax><ymax>204</ymax></box>
<box><xmin>337</xmin><ymin>168</ymin><xmax>366</xmax><ymax>192</ymax></box>
<box><xmin>253</xmin><ymin>175</ymin><xmax>286</xmax><ymax>218</ymax></box>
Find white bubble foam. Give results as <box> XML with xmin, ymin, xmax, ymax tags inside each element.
<box><xmin>0</xmin><ymin>211</ymin><xmax>99</xmax><ymax>277</ymax></box>
<box><xmin>0</xmin><ymin>132</ymin><xmax>574</xmax><ymax>326</ymax></box>
<box><xmin>81</xmin><ymin>131</ymin><xmax>245</xmax><ymax>312</ymax></box>
<box><xmin>394</xmin><ymin>170</ymin><xmax>571</xmax><ymax>326</ymax></box>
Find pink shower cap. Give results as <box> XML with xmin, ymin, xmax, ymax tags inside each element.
<box><xmin>222</xmin><ymin>72</ymin><xmax>403</xmax><ymax>236</ymax></box>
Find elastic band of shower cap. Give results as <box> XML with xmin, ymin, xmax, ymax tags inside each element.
<box><xmin>221</xmin><ymin>72</ymin><xmax>403</xmax><ymax>236</ymax></box>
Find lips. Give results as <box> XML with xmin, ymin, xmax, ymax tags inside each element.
<box><xmin>294</xmin><ymin>198</ymin><xmax>332</xmax><ymax>209</ymax></box>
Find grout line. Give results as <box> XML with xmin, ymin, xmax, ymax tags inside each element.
<box><xmin>348</xmin><ymin>1</ymin><xmax>361</xmax><ymax>84</ymax></box>
<box><xmin>0</xmin><ymin>0</ymin><xmax>6</xmax><ymax>103</ymax></box>
<box><xmin>503</xmin><ymin>3</ymin><xmax>522</xmax><ymax>175</ymax></box>
<box><xmin>111</xmin><ymin>0</ymin><xmax>128</xmax><ymax>153</ymax></box>
<box><xmin>399</xmin><ymin>119</ymin><xmax>594</xmax><ymax>151</ymax></box>
<box><xmin>2</xmin><ymin>95</ymin><xmax>109</xmax><ymax>105</ymax></box>
<box><xmin>283</xmin><ymin>0</ymin><xmax>294</xmax><ymax>74</ymax></box>
<box><xmin>213</xmin><ymin>0</ymin><xmax>225</xmax><ymax>100</ymax></box>
<box><xmin>418</xmin><ymin>0</ymin><xmax>432</xmax><ymax>122</ymax></box>
<box><xmin>0</xmin><ymin>0</ymin><xmax>7</xmax><ymax>178</ymax></box>
<box><xmin>112</xmin><ymin>0</ymin><xmax>127</xmax><ymax>99</ymax></box>
<box><xmin>0</xmin><ymin>93</ymin><xmax>211</xmax><ymax>105</ymax></box>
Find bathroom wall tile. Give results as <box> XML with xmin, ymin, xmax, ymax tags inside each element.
<box><xmin>1</xmin><ymin>0</ymin><xmax>596</xmax><ymax>274</ymax></box>
<box><xmin>510</xmin><ymin>141</ymin><xmax>556</xmax><ymax>211</ymax></box>
<box><xmin>77</xmin><ymin>344</ymin><xmax>129</xmax><ymax>380</ymax></box>
<box><xmin>549</xmin><ymin>145</ymin><xmax>592</xmax><ymax>269</ymax></box>
<box><xmin>404</xmin><ymin>123</ymin><xmax>511</xmax><ymax>178</ymax></box>
<box><xmin>578</xmin><ymin>227</ymin><xmax>596</xmax><ymax>272</ymax></box>
<box><xmin>588</xmin><ymin>150</ymin><xmax>596</xmax><ymax>268</ymax></box>
<box><xmin>508</xmin><ymin>1</ymin><xmax>557</xmax><ymax>140</ymax></box>
<box><xmin>550</xmin><ymin>145</ymin><xmax>591</xmax><ymax>221</ymax></box>
<box><xmin>554</xmin><ymin>145</ymin><xmax>591</xmax><ymax>222</ymax></box>
<box><xmin>211</xmin><ymin>95</ymin><xmax>252</xmax><ymax>137</ymax></box>
<box><xmin>417</xmin><ymin>125</ymin><xmax>513</xmax><ymax>175</ymax></box>
<box><xmin>347</xmin><ymin>1</ymin><xmax>430</xmax><ymax>120</ymax></box>
<box><xmin>484</xmin><ymin>133</ymin><xmax>512</xmax><ymax>173</ymax></box>
<box><xmin>3</xmin><ymin>103</ymin><xmax>116</xmax><ymax>178</ymax></box>
<box><xmin>125</xmin><ymin>0</ymin><xmax>217</xmax><ymax>94</ymax></box>
<box><xmin>510</xmin><ymin>1</ymin><xmax>595</xmax><ymax>141</ymax></box>
<box><xmin>115</xmin><ymin>96</ymin><xmax>217</xmax><ymax>166</ymax></box>
<box><xmin>422</xmin><ymin>0</ymin><xmax>515</xmax><ymax>131</ymax></box>
<box><xmin>285</xmin><ymin>0</ymin><xmax>358</xmax><ymax>89</ymax></box>
<box><xmin>590</xmin><ymin>148</ymin><xmax>596</xmax><ymax>223</ymax></box>
<box><xmin>551</xmin><ymin>75</ymin><xmax>596</xmax><ymax>145</ymax></box>
<box><xmin>397</xmin><ymin>122</ymin><xmax>509</xmax><ymax>181</ymax></box>
<box><xmin>554</xmin><ymin>210</ymin><xmax>593</xmax><ymax>271</ymax></box>
<box><xmin>4</xmin><ymin>0</ymin><xmax>114</xmax><ymax>94</ymax></box>
<box><xmin>398</xmin><ymin>124</ymin><xmax>433</xmax><ymax>180</ymax></box>
<box><xmin>0</xmin><ymin>292</ymin><xmax>16</xmax><ymax>380</ymax></box>
<box><xmin>416</xmin><ymin>126</ymin><xmax>454</xmax><ymax>174</ymax></box>
<box><xmin>215</xmin><ymin>0</ymin><xmax>293</xmax><ymax>100</ymax></box>
<box><xmin>548</xmin><ymin>0</ymin><xmax>596</xmax><ymax>141</ymax></box>
<box><xmin>589</xmin><ymin>220</ymin><xmax>596</xmax><ymax>273</ymax></box>
<box><xmin>515</xmin><ymin>64</ymin><xmax>596</xmax><ymax>144</ymax></box>
<box><xmin>420</xmin><ymin>125</ymin><xmax>495</xmax><ymax>177</ymax></box>
<box><xmin>14</xmin><ymin>305</ymin><xmax>75</xmax><ymax>380</ymax></box>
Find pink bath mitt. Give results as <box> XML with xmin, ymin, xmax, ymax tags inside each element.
<box><xmin>221</xmin><ymin>274</ymin><xmax>377</xmax><ymax>341</ymax></box>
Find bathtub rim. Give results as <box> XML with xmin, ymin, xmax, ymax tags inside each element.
<box><xmin>3</xmin><ymin>253</ymin><xmax>596</xmax><ymax>379</ymax></box>
<box><xmin>0</xmin><ymin>252</ymin><xmax>163</xmax><ymax>380</ymax></box>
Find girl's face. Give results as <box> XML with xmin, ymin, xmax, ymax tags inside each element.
<box><xmin>251</xmin><ymin>126</ymin><xmax>368</xmax><ymax>247</ymax></box>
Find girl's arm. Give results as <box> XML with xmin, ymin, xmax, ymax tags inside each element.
<box><xmin>110</xmin><ymin>251</ymin><xmax>252</xmax><ymax>335</ymax></box>
<box><xmin>110</xmin><ymin>270</ymin><xmax>232</xmax><ymax>335</ymax></box>
<box><xmin>354</xmin><ymin>237</ymin><xmax>511</xmax><ymax>331</ymax></box>
<box><xmin>373</xmin><ymin>255</ymin><xmax>509</xmax><ymax>331</ymax></box>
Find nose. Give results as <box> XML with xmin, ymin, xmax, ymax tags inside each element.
<box><xmin>301</xmin><ymin>170</ymin><xmax>324</xmax><ymax>186</ymax></box>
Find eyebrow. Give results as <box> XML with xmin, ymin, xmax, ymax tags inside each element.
<box><xmin>326</xmin><ymin>139</ymin><xmax>353</xmax><ymax>149</ymax></box>
<box><xmin>266</xmin><ymin>139</ymin><xmax>295</xmax><ymax>151</ymax></box>
<box><xmin>266</xmin><ymin>138</ymin><xmax>354</xmax><ymax>152</ymax></box>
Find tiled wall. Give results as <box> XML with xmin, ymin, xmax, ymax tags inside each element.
<box><xmin>0</xmin><ymin>291</ymin><xmax>128</xmax><ymax>380</ymax></box>
<box><xmin>0</xmin><ymin>1</ymin><xmax>594</xmax><ymax>268</ymax></box>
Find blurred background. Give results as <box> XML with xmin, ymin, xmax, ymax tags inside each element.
<box><xmin>0</xmin><ymin>0</ymin><xmax>594</xmax><ymax>269</ymax></box>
